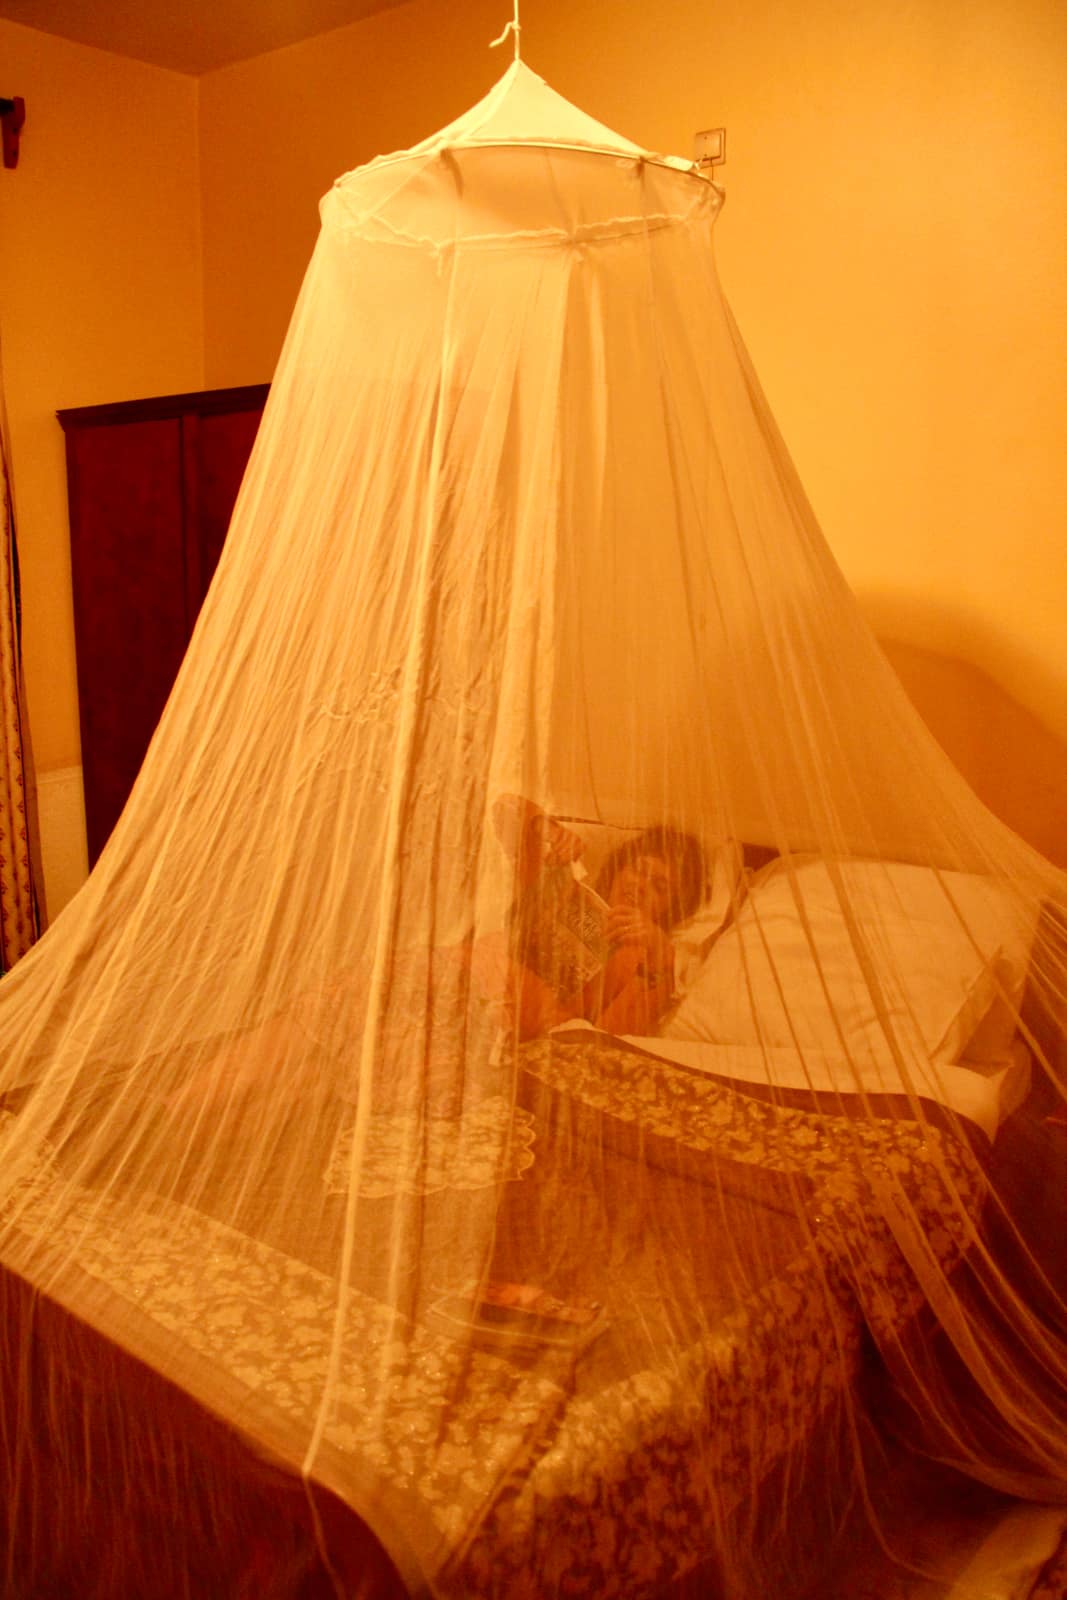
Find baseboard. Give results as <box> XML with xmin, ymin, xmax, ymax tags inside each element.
<box><xmin>36</xmin><ymin>764</ymin><xmax>89</xmax><ymax>921</ymax></box>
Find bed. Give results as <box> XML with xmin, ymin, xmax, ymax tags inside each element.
<box><xmin>0</xmin><ymin>838</ymin><xmax>1053</xmax><ymax>1599</ymax></box>
<box><xmin>0</xmin><ymin>1042</ymin><xmax>994</xmax><ymax>1597</ymax></box>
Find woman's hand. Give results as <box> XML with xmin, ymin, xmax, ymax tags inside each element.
<box><xmin>493</xmin><ymin>795</ymin><xmax>583</xmax><ymax>883</ymax></box>
<box><xmin>605</xmin><ymin>908</ymin><xmax>673</xmax><ymax>975</ymax></box>
<box><xmin>527</xmin><ymin>814</ymin><xmax>583</xmax><ymax>867</ymax></box>
<box><xmin>518</xmin><ymin>812</ymin><xmax>582</xmax><ymax>886</ymax></box>
<box><xmin>595</xmin><ymin>916</ymin><xmax>676</xmax><ymax>1035</ymax></box>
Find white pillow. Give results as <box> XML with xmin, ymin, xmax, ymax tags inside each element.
<box><xmin>958</xmin><ymin>934</ymin><xmax>1036</xmax><ymax>1063</ymax></box>
<box><xmin>671</xmin><ymin>838</ymin><xmax>745</xmax><ymax>996</ymax></box>
<box><xmin>665</xmin><ymin>857</ymin><xmax>1023</xmax><ymax>1065</ymax></box>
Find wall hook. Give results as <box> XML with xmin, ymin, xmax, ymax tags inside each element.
<box><xmin>1</xmin><ymin>98</ymin><xmax>25</xmax><ymax>170</ymax></box>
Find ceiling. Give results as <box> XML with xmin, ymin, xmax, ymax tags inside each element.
<box><xmin>0</xmin><ymin>0</ymin><xmax>412</xmax><ymax>76</ymax></box>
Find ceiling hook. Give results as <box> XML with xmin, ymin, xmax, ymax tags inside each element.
<box><xmin>489</xmin><ymin>1</ymin><xmax>521</xmax><ymax>63</ymax></box>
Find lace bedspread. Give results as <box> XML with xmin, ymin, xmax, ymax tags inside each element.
<box><xmin>0</xmin><ymin>1036</ymin><xmax>987</xmax><ymax>1598</ymax></box>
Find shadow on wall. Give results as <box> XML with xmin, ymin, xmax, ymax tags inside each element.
<box><xmin>868</xmin><ymin>596</ymin><xmax>1067</xmax><ymax>868</ymax></box>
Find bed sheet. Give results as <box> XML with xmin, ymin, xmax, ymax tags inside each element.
<box><xmin>551</xmin><ymin>1020</ymin><xmax>1028</xmax><ymax>1141</ymax></box>
<box><xmin>0</xmin><ymin>1032</ymin><xmax>989</xmax><ymax>1598</ymax></box>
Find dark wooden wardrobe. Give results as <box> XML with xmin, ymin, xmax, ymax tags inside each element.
<box><xmin>59</xmin><ymin>384</ymin><xmax>269</xmax><ymax>864</ymax></box>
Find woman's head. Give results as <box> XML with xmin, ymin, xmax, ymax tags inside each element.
<box><xmin>595</xmin><ymin>828</ymin><xmax>705</xmax><ymax>929</ymax></box>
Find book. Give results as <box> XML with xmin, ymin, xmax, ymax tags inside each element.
<box><xmin>513</xmin><ymin>863</ymin><xmax>610</xmax><ymax>1000</ymax></box>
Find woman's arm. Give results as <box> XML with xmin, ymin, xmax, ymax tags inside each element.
<box><xmin>493</xmin><ymin>794</ymin><xmax>583</xmax><ymax>888</ymax></box>
<box><xmin>586</xmin><ymin>910</ymin><xmax>675</xmax><ymax>1035</ymax></box>
<box><xmin>476</xmin><ymin>932</ymin><xmax>674</xmax><ymax>1041</ymax></box>
<box><xmin>595</xmin><ymin>959</ymin><xmax>674</xmax><ymax>1034</ymax></box>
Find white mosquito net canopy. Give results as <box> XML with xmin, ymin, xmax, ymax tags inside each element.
<box><xmin>0</xmin><ymin>60</ymin><xmax>1064</xmax><ymax>1600</ymax></box>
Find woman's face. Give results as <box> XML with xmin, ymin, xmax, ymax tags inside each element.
<box><xmin>608</xmin><ymin>853</ymin><xmax>675</xmax><ymax>926</ymax></box>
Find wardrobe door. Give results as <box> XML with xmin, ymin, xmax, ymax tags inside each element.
<box><xmin>183</xmin><ymin>403</ymin><xmax>266</xmax><ymax>611</ymax></box>
<box><xmin>61</xmin><ymin>385</ymin><xmax>269</xmax><ymax>865</ymax></box>
<box><xmin>64</xmin><ymin>416</ymin><xmax>190</xmax><ymax>865</ymax></box>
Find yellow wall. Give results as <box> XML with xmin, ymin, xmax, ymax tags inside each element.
<box><xmin>198</xmin><ymin>2</ymin><xmax>506</xmax><ymax>387</ymax></box>
<box><xmin>5</xmin><ymin>1</ymin><xmax>1064</xmax><ymax>908</ymax></box>
<box><xmin>0</xmin><ymin>20</ymin><xmax>203</xmax><ymax>788</ymax></box>
<box><xmin>198</xmin><ymin>0</ymin><xmax>1067</xmax><ymax>743</ymax></box>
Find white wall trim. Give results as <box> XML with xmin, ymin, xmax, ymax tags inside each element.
<box><xmin>36</xmin><ymin>764</ymin><xmax>89</xmax><ymax>921</ymax></box>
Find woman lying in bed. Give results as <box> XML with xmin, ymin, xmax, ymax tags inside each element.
<box><xmin>166</xmin><ymin>803</ymin><xmax>704</xmax><ymax>1111</ymax></box>
<box><xmin>487</xmin><ymin>797</ymin><xmax>705</xmax><ymax>1039</ymax></box>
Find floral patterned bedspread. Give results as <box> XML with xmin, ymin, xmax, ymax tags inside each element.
<box><xmin>0</xmin><ymin>1034</ymin><xmax>989</xmax><ymax>1599</ymax></box>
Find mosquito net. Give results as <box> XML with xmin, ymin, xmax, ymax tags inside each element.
<box><xmin>0</xmin><ymin>60</ymin><xmax>1064</xmax><ymax>1600</ymax></box>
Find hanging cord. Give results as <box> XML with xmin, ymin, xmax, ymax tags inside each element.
<box><xmin>489</xmin><ymin>0</ymin><xmax>521</xmax><ymax>62</ymax></box>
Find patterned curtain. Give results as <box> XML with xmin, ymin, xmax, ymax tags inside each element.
<box><xmin>0</xmin><ymin>423</ymin><xmax>41</xmax><ymax>968</ymax></box>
